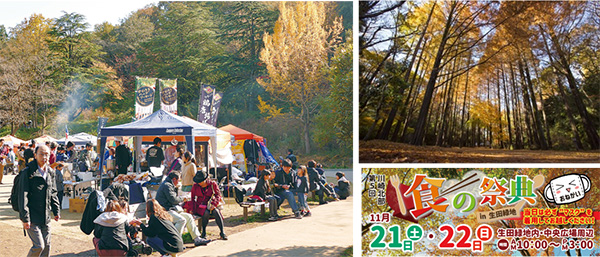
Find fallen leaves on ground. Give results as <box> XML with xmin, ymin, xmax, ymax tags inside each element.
<box><xmin>360</xmin><ymin>140</ymin><xmax>600</xmax><ymax>163</ymax></box>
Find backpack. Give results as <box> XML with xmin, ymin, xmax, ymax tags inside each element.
<box><xmin>8</xmin><ymin>167</ymin><xmax>31</xmax><ymax>212</ymax></box>
<box><xmin>233</xmin><ymin>185</ymin><xmax>246</xmax><ymax>204</ymax></box>
<box><xmin>77</xmin><ymin>159</ymin><xmax>89</xmax><ymax>172</ymax></box>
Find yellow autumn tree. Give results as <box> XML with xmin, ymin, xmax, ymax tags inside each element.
<box><xmin>258</xmin><ymin>2</ymin><xmax>343</xmax><ymax>153</ymax></box>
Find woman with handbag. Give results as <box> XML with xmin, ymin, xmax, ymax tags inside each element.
<box><xmin>190</xmin><ymin>170</ymin><xmax>227</xmax><ymax>240</ymax></box>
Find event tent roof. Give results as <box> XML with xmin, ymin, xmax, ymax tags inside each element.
<box><xmin>220</xmin><ymin>124</ymin><xmax>263</xmax><ymax>142</ymax></box>
<box><xmin>101</xmin><ymin>110</ymin><xmax>216</xmax><ymax>138</ymax></box>
<box><xmin>33</xmin><ymin>135</ymin><xmax>58</xmax><ymax>144</ymax></box>
<box><xmin>0</xmin><ymin>135</ymin><xmax>27</xmax><ymax>146</ymax></box>
<box><xmin>98</xmin><ymin>110</ymin><xmax>221</xmax><ymax>172</ymax></box>
<box><xmin>57</xmin><ymin>132</ymin><xmax>97</xmax><ymax>146</ymax></box>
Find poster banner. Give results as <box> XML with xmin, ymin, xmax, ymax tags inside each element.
<box><xmin>135</xmin><ymin>77</ymin><xmax>156</xmax><ymax>120</ymax></box>
<box><xmin>362</xmin><ymin>168</ymin><xmax>599</xmax><ymax>256</ymax></box>
<box><xmin>97</xmin><ymin>117</ymin><xmax>108</xmax><ymax>136</ymax></box>
<box><xmin>207</xmin><ymin>92</ymin><xmax>223</xmax><ymax>126</ymax></box>
<box><xmin>159</xmin><ymin>79</ymin><xmax>177</xmax><ymax>115</ymax></box>
<box><xmin>198</xmin><ymin>84</ymin><xmax>215</xmax><ymax>123</ymax></box>
<box><xmin>231</xmin><ymin>139</ymin><xmax>246</xmax><ymax>172</ymax></box>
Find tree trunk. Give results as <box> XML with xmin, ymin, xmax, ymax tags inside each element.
<box><xmin>501</xmin><ymin>66</ymin><xmax>513</xmax><ymax>149</ymax></box>
<box><xmin>459</xmin><ymin>53</ymin><xmax>472</xmax><ymax>147</ymax></box>
<box><xmin>496</xmin><ymin>69</ymin><xmax>503</xmax><ymax>149</ymax></box>
<box><xmin>547</xmin><ymin>28</ymin><xmax>600</xmax><ymax>149</ymax></box>
<box><xmin>509</xmin><ymin>62</ymin><xmax>524</xmax><ymax>149</ymax></box>
<box><xmin>379</xmin><ymin>2</ymin><xmax>436</xmax><ymax>140</ymax></box>
<box><xmin>303</xmin><ymin>106</ymin><xmax>311</xmax><ymax>154</ymax></box>
<box><xmin>411</xmin><ymin>1</ymin><xmax>457</xmax><ymax>146</ymax></box>
<box><xmin>556</xmin><ymin>76</ymin><xmax>584</xmax><ymax>150</ymax></box>
<box><xmin>538</xmin><ymin>26</ymin><xmax>584</xmax><ymax>150</ymax></box>
<box><xmin>364</xmin><ymin>84</ymin><xmax>388</xmax><ymax>140</ymax></box>
<box><xmin>397</xmin><ymin>55</ymin><xmax>429</xmax><ymax>142</ymax></box>
<box><xmin>522</xmin><ymin>58</ymin><xmax>548</xmax><ymax>149</ymax></box>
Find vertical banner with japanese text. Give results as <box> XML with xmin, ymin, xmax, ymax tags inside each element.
<box><xmin>197</xmin><ymin>84</ymin><xmax>215</xmax><ymax>123</ymax></box>
<box><xmin>207</xmin><ymin>92</ymin><xmax>223</xmax><ymax>126</ymax></box>
<box><xmin>159</xmin><ymin>79</ymin><xmax>177</xmax><ymax>115</ymax></box>
<box><xmin>362</xmin><ymin>168</ymin><xmax>599</xmax><ymax>256</ymax></box>
<box><xmin>135</xmin><ymin>77</ymin><xmax>156</xmax><ymax>120</ymax></box>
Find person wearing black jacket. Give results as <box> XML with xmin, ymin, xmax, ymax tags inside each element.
<box><xmin>23</xmin><ymin>140</ymin><xmax>35</xmax><ymax>163</ymax></box>
<box><xmin>335</xmin><ymin>172</ymin><xmax>351</xmax><ymax>200</ymax></box>
<box><xmin>273</xmin><ymin>159</ymin><xmax>302</xmax><ymax>219</ymax></box>
<box><xmin>146</xmin><ymin>137</ymin><xmax>165</xmax><ymax>168</ymax></box>
<box><xmin>134</xmin><ymin>199</ymin><xmax>184</xmax><ymax>256</ymax></box>
<box><xmin>114</xmin><ymin>138</ymin><xmax>132</xmax><ymax>175</ymax></box>
<box><xmin>306</xmin><ymin>160</ymin><xmax>329</xmax><ymax>205</ymax></box>
<box><xmin>156</xmin><ymin>171</ymin><xmax>207</xmax><ymax>246</ymax></box>
<box><xmin>19</xmin><ymin>145</ymin><xmax>60</xmax><ymax>257</ymax></box>
<box><xmin>252</xmin><ymin>170</ymin><xmax>280</xmax><ymax>221</ymax></box>
<box><xmin>93</xmin><ymin>200</ymin><xmax>133</xmax><ymax>255</ymax></box>
<box><xmin>314</xmin><ymin>163</ymin><xmax>338</xmax><ymax>200</ymax></box>
<box><xmin>286</xmin><ymin>149</ymin><xmax>298</xmax><ymax>170</ymax></box>
<box><xmin>294</xmin><ymin>165</ymin><xmax>311</xmax><ymax>217</ymax></box>
<box><xmin>80</xmin><ymin>189</ymin><xmax>118</xmax><ymax>235</ymax></box>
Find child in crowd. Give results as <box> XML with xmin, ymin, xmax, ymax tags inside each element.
<box><xmin>55</xmin><ymin>163</ymin><xmax>65</xmax><ymax>209</ymax></box>
<box><xmin>295</xmin><ymin>165</ymin><xmax>311</xmax><ymax>217</ymax></box>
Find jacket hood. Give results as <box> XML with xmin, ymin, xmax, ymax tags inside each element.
<box><xmin>338</xmin><ymin>177</ymin><xmax>349</xmax><ymax>183</ymax></box>
<box><xmin>93</xmin><ymin>211</ymin><xmax>128</xmax><ymax>227</ymax></box>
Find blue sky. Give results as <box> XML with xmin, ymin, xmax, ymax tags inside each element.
<box><xmin>0</xmin><ymin>0</ymin><xmax>157</xmax><ymax>31</ymax></box>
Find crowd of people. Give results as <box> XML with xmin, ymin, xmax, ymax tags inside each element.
<box><xmin>10</xmin><ymin>137</ymin><xmax>350</xmax><ymax>257</ymax></box>
<box><xmin>253</xmin><ymin>157</ymin><xmax>351</xmax><ymax>221</ymax></box>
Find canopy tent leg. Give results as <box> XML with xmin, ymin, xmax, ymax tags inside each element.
<box><xmin>135</xmin><ymin>136</ymin><xmax>142</xmax><ymax>173</ymax></box>
<box><xmin>99</xmin><ymin>137</ymin><xmax>107</xmax><ymax>174</ymax></box>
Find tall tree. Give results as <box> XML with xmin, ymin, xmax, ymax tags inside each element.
<box><xmin>259</xmin><ymin>2</ymin><xmax>343</xmax><ymax>153</ymax></box>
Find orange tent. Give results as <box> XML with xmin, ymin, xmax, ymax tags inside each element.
<box><xmin>219</xmin><ymin>124</ymin><xmax>264</xmax><ymax>142</ymax></box>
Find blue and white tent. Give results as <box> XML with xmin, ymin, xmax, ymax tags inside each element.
<box><xmin>98</xmin><ymin>109</ymin><xmax>218</xmax><ymax>173</ymax></box>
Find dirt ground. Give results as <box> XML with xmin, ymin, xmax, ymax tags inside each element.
<box><xmin>360</xmin><ymin>140</ymin><xmax>600</xmax><ymax>163</ymax></box>
<box><xmin>0</xmin><ymin>174</ymin><xmax>348</xmax><ymax>257</ymax></box>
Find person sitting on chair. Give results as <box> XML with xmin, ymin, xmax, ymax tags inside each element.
<box><xmin>189</xmin><ymin>170</ymin><xmax>227</xmax><ymax>240</ymax></box>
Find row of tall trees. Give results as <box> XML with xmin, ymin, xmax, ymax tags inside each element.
<box><xmin>360</xmin><ymin>1</ymin><xmax>599</xmax><ymax>150</ymax></box>
<box><xmin>0</xmin><ymin>2</ymin><xmax>353</xmax><ymax>161</ymax></box>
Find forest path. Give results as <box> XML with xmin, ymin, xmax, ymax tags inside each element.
<box><xmin>360</xmin><ymin>140</ymin><xmax>600</xmax><ymax>163</ymax></box>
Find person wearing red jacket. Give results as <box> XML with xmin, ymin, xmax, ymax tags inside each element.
<box><xmin>189</xmin><ymin>170</ymin><xmax>227</xmax><ymax>240</ymax></box>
